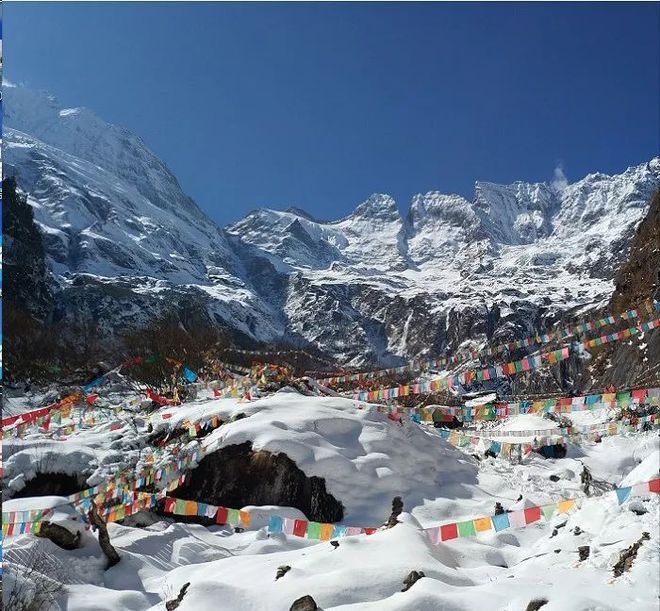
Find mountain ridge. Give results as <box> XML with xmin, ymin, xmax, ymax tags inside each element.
<box><xmin>4</xmin><ymin>83</ymin><xmax>660</xmax><ymax>368</ymax></box>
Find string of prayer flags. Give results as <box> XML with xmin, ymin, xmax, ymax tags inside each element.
<box><xmin>319</xmin><ymin>301</ymin><xmax>659</xmax><ymax>387</ymax></box>
<box><xmin>434</xmin><ymin>417</ymin><xmax>658</xmax><ymax>459</ymax></box>
<box><xmin>2</xmin><ymin>521</ymin><xmax>42</xmax><ymax>537</ymax></box>
<box><xmin>7</xmin><ymin>478</ymin><xmax>657</xmax><ymax>540</ymax></box>
<box><xmin>351</xmin><ymin>318</ymin><xmax>660</xmax><ymax>402</ymax></box>
<box><xmin>2</xmin><ymin>393</ymin><xmax>81</xmax><ymax>427</ymax></box>
<box><xmin>424</xmin><ymin>479</ymin><xmax>659</xmax><ymax>544</ymax></box>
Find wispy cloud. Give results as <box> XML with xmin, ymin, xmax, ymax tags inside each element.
<box><xmin>551</xmin><ymin>162</ymin><xmax>568</xmax><ymax>192</ymax></box>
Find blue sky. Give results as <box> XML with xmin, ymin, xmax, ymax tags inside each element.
<box><xmin>4</xmin><ymin>2</ymin><xmax>659</xmax><ymax>226</ymax></box>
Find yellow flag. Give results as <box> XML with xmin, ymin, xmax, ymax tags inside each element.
<box><xmin>474</xmin><ymin>517</ymin><xmax>492</xmax><ymax>532</ymax></box>
<box><xmin>239</xmin><ymin>510</ymin><xmax>251</xmax><ymax>527</ymax></box>
<box><xmin>557</xmin><ymin>499</ymin><xmax>575</xmax><ymax>514</ymax></box>
<box><xmin>320</xmin><ymin>523</ymin><xmax>334</xmax><ymax>540</ymax></box>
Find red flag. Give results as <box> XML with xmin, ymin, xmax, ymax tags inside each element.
<box><xmin>215</xmin><ymin>507</ymin><xmax>228</xmax><ymax>525</ymax></box>
<box><xmin>524</xmin><ymin>506</ymin><xmax>541</xmax><ymax>524</ymax></box>
<box><xmin>440</xmin><ymin>523</ymin><xmax>458</xmax><ymax>541</ymax></box>
<box><xmin>293</xmin><ymin>519</ymin><xmax>308</xmax><ymax>537</ymax></box>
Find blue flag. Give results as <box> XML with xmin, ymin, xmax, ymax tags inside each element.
<box><xmin>615</xmin><ymin>486</ymin><xmax>631</xmax><ymax>505</ymax></box>
<box><xmin>268</xmin><ymin>515</ymin><xmax>283</xmax><ymax>534</ymax></box>
<box><xmin>182</xmin><ymin>367</ymin><xmax>198</xmax><ymax>383</ymax></box>
<box><xmin>492</xmin><ymin>513</ymin><xmax>510</xmax><ymax>532</ymax></box>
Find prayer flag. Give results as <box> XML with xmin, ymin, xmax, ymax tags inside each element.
<box><xmin>508</xmin><ymin>510</ymin><xmax>525</xmax><ymax>529</ymax></box>
<box><xmin>268</xmin><ymin>515</ymin><xmax>283</xmax><ymax>534</ymax></box>
<box><xmin>541</xmin><ymin>505</ymin><xmax>556</xmax><ymax>521</ymax></box>
<box><xmin>227</xmin><ymin>509</ymin><xmax>240</xmax><ymax>525</ymax></box>
<box><xmin>239</xmin><ymin>510</ymin><xmax>251</xmax><ymax>527</ymax></box>
<box><xmin>320</xmin><ymin>523</ymin><xmax>334</xmax><ymax>541</ymax></box>
<box><xmin>474</xmin><ymin>517</ymin><xmax>492</xmax><ymax>532</ymax></box>
<box><xmin>293</xmin><ymin>519</ymin><xmax>308</xmax><ymax>537</ymax></box>
<box><xmin>215</xmin><ymin>507</ymin><xmax>228</xmax><ymax>525</ymax></box>
<box><xmin>492</xmin><ymin>513</ymin><xmax>510</xmax><ymax>532</ymax></box>
<box><xmin>615</xmin><ymin>487</ymin><xmax>631</xmax><ymax>505</ymax></box>
<box><xmin>458</xmin><ymin>520</ymin><xmax>476</xmax><ymax>537</ymax></box>
<box><xmin>307</xmin><ymin>522</ymin><xmax>321</xmax><ymax>539</ymax></box>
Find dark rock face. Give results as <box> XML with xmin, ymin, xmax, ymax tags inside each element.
<box><xmin>589</xmin><ymin>190</ymin><xmax>660</xmax><ymax>388</ymax></box>
<box><xmin>36</xmin><ymin>522</ymin><xmax>82</xmax><ymax>551</ymax></box>
<box><xmin>401</xmin><ymin>570</ymin><xmax>425</xmax><ymax>592</ymax></box>
<box><xmin>11</xmin><ymin>472</ymin><xmax>87</xmax><ymax>499</ymax></box>
<box><xmin>613</xmin><ymin>532</ymin><xmax>650</xmax><ymax>577</ymax></box>
<box><xmin>174</xmin><ymin>442</ymin><xmax>344</xmax><ymax>522</ymax></box>
<box><xmin>290</xmin><ymin>595</ymin><xmax>318</xmax><ymax>611</ymax></box>
<box><xmin>2</xmin><ymin>176</ymin><xmax>55</xmax><ymax>322</ymax></box>
<box><xmin>525</xmin><ymin>599</ymin><xmax>548</xmax><ymax>611</ymax></box>
<box><xmin>166</xmin><ymin>583</ymin><xmax>191</xmax><ymax>610</ymax></box>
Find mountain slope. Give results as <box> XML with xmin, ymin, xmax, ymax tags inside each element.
<box><xmin>3</xmin><ymin>85</ymin><xmax>284</xmax><ymax>343</ymax></box>
<box><xmin>588</xmin><ymin>190</ymin><xmax>660</xmax><ymax>387</ymax></box>
<box><xmin>4</xmin><ymin>83</ymin><xmax>660</xmax><ymax>369</ymax></box>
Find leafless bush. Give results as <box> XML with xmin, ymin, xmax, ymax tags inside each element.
<box><xmin>3</xmin><ymin>545</ymin><xmax>66</xmax><ymax>611</ymax></box>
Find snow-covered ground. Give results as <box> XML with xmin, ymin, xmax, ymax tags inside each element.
<box><xmin>2</xmin><ymin>389</ymin><xmax>659</xmax><ymax>610</ymax></box>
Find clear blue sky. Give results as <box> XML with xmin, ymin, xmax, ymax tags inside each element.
<box><xmin>4</xmin><ymin>2</ymin><xmax>659</xmax><ymax>226</ymax></box>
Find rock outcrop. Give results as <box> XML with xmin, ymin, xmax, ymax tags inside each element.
<box><xmin>173</xmin><ymin>442</ymin><xmax>344</xmax><ymax>523</ymax></box>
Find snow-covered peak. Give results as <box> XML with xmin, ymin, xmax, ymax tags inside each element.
<box><xmin>473</xmin><ymin>180</ymin><xmax>559</xmax><ymax>245</ymax></box>
<box><xmin>5</xmin><ymin>81</ymin><xmax>660</xmax><ymax>362</ymax></box>
<box><xmin>348</xmin><ymin>193</ymin><xmax>401</xmax><ymax>222</ymax></box>
<box><xmin>3</xmin><ymin>85</ymin><xmax>207</xmax><ymax>224</ymax></box>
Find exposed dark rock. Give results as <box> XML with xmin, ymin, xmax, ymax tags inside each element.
<box><xmin>11</xmin><ymin>472</ymin><xmax>87</xmax><ymax>499</ymax></box>
<box><xmin>36</xmin><ymin>521</ymin><xmax>82</xmax><ymax>551</ymax></box>
<box><xmin>330</xmin><ymin>541</ymin><xmax>340</xmax><ymax>550</ymax></box>
<box><xmin>590</xmin><ymin>190</ymin><xmax>660</xmax><ymax>388</ymax></box>
<box><xmin>386</xmin><ymin>496</ymin><xmax>404</xmax><ymax>528</ymax></box>
<box><xmin>290</xmin><ymin>595</ymin><xmax>318</xmax><ymax>611</ymax></box>
<box><xmin>578</xmin><ymin>545</ymin><xmax>590</xmax><ymax>561</ymax></box>
<box><xmin>581</xmin><ymin>466</ymin><xmax>593</xmax><ymax>496</ymax></box>
<box><xmin>2</xmin><ymin>177</ymin><xmax>54</xmax><ymax>322</ymax></box>
<box><xmin>525</xmin><ymin>599</ymin><xmax>548</xmax><ymax>611</ymax></box>
<box><xmin>549</xmin><ymin>475</ymin><xmax>560</xmax><ymax>482</ymax></box>
<box><xmin>166</xmin><ymin>582</ymin><xmax>190</xmax><ymax>611</ymax></box>
<box><xmin>174</xmin><ymin>442</ymin><xmax>344</xmax><ymax>523</ymax></box>
<box><xmin>629</xmin><ymin>501</ymin><xmax>648</xmax><ymax>516</ymax></box>
<box><xmin>494</xmin><ymin>502</ymin><xmax>505</xmax><ymax>515</ymax></box>
<box><xmin>573</xmin><ymin>526</ymin><xmax>583</xmax><ymax>536</ymax></box>
<box><xmin>613</xmin><ymin>532</ymin><xmax>650</xmax><ymax>577</ymax></box>
<box><xmin>401</xmin><ymin>570</ymin><xmax>425</xmax><ymax>592</ymax></box>
<box><xmin>276</xmin><ymin>565</ymin><xmax>291</xmax><ymax>581</ymax></box>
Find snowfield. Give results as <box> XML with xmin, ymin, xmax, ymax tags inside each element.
<box><xmin>2</xmin><ymin>390</ymin><xmax>659</xmax><ymax>610</ymax></box>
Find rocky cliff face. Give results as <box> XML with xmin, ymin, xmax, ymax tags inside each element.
<box><xmin>4</xmin><ymin>83</ymin><xmax>660</xmax><ymax>371</ymax></box>
<box><xmin>587</xmin><ymin>190</ymin><xmax>660</xmax><ymax>388</ymax></box>
<box><xmin>2</xmin><ymin>176</ymin><xmax>54</xmax><ymax>322</ymax></box>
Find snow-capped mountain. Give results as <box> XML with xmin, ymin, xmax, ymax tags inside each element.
<box><xmin>4</xmin><ymin>83</ymin><xmax>660</xmax><ymax>365</ymax></box>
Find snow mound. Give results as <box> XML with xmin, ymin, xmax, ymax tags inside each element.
<box><xmin>200</xmin><ymin>394</ymin><xmax>479</xmax><ymax>524</ymax></box>
<box><xmin>621</xmin><ymin>450</ymin><xmax>660</xmax><ymax>488</ymax></box>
